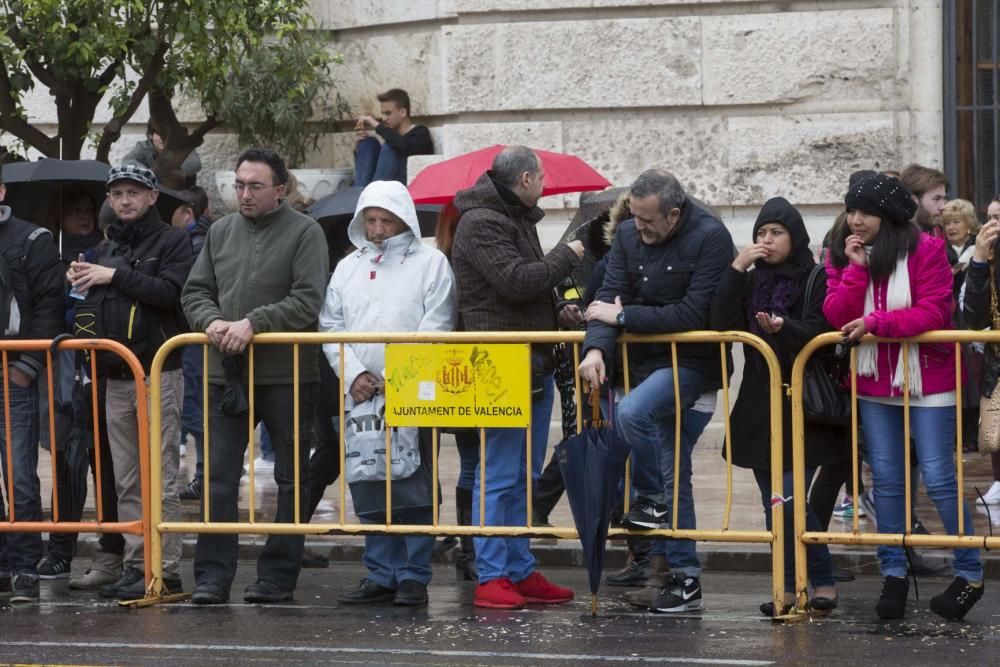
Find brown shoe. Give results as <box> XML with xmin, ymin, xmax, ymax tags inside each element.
<box><xmin>624</xmin><ymin>555</ymin><xmax>670</xmax><ymax>608</ymax></box>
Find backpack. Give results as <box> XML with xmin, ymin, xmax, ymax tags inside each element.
<box><xmin>72</xmin><ymin>240</ymin><xmax>150</xmax><ymax>373</ymax></box>
<box><xmin>0</xmin><ymin>226</ymin><xmax>51</xmax><ymax>337</ymax></box>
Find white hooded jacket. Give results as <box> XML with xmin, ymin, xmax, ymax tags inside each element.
<box><xmin>319</xmin><ymin>181</ymin><xmax>457</xmax><ymax>398</ymax></box>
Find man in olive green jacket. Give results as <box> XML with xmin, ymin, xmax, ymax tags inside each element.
<box><xmin>181</xmin><ymin>147</ymin><xmax>328</xmax><ymax>605</ymax></box>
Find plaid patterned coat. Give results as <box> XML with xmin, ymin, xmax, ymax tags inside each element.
<box><xmin>451</xmin><ymin>172</ymin><xmax>579</xmax><ymax>335</ymax></box>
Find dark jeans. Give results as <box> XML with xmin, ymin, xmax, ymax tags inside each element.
<box><xmin>454</xmin><ymin>428</ymin><xmax>479</xmax><ymax>492</ymax></box>
<box><xmin>306</xmin><ymin>351</ymin><xmax>341</xmax><ymax>520</ymax></box>
<box><xmin>0</xmin><ymin>378</ymin><xmax>42</xmax><ymax>577</ymax></box>
<box><xmin>532</xmin><ymin>455</ymin><xmax>564</xmax><ymax>521</ymax></box>
<box><xmin>352</xmin><ymin>136</ymin><xmax>406</xmax><ymax>186</ymax></box>
<box><xmin>48</xmin><ymin>378</ymin><xmax>124</xmax><ymax>561</ymax></box>
<box><xmin>752</xmin><ymin>467</ymin><xmax>834</xmax><ymax>591</ymax></box>
<box><xmin>181</xmin><ymin>345</ymin><xmax>205</xmax><ymax>481</ymax></box>
<box><xmin>193</xmin><ymin>382</ymin><xmax>315</xmax><ymax>592</ymax></box>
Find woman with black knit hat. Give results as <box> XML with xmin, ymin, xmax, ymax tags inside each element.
<box><xmin>824</xmin><ymin>173</ymin><xmax>984</xmax><ymax>621</ymax></box>
<box><xmin>710</xmin><ymin>196</ymin><xmax>841</xmax><ymax>616</ymax></box>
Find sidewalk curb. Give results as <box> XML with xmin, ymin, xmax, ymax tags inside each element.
<box><xmin>68</xmin><ymin>535</ymin><xmax>1000</xmax><ymax>577</ymax></box>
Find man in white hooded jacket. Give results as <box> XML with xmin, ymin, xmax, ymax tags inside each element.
<box><xmin>319</xmin><ymin>180</ymin><xmax>456</xmax><ymax>606</ymax></box>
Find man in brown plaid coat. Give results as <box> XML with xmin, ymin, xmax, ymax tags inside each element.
<box><xmin>451</xmin><ymin>145</ymin><xmax>584</xmax><ymax>609</ymax></box>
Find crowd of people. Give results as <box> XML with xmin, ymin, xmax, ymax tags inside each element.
<box><xmin>0</xmin><ymin>87</ymin><xmax>997</xmax><ymax>622</ymax></box>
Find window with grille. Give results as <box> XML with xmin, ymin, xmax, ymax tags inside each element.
<box><xmin>944</xmin><ymin>0</ymin><xmax>999</xmax><ymax>215</ymax></box>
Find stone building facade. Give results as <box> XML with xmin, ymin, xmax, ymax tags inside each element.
<box><xmin>313</xmin><ymin>0</ymin><xmax>944</xmax><ymax>245</ymax></box>
<box><xmin>101</xmin><ymin>0</ymin><xmax>945</xmax><ymax>246</ymax></box>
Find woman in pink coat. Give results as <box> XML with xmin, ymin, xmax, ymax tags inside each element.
<box><xmin>824</xmin><ymin>173</ymin><xmax>983</xmax><ymax>621</ymax></box>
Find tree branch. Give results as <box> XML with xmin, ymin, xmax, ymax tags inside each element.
<box><xmin>0</xmin><ymin>49</ymin><xmax>59</xmax><ymax>155</ymax></box>
<box><xmin>94</xmin><ymin>38</ymin><xmax>170</xmax><ymax>161</ymax></box>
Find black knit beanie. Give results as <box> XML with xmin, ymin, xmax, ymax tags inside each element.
<box><xmin>844</xmin><ymin>173</ymin><xmax>917</xmax><ymax>225</ymax></box>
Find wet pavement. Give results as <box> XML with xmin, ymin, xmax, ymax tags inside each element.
<box><xmin>1</xmin><ymin>565</ymin><xmax>998</xmax><ymax>666</ymax></box>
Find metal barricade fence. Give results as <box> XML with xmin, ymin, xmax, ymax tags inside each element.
<box><xmin>0</xmin><ymin>339</ymin><xmax>151</xmax><ymax>590</ymax></box>
<box><xmin>790</xmin><ymin>330</ymin><xmax>1000</xmax><ymax>616</ymax></box>
<box><xmin>148</xmin><ymin>330</ymin><xmax>787</xmax><ymax>611</ymax></box>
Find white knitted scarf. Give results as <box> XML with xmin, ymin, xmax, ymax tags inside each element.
<box><xmin>856</xmin><ymin>254</ymin><xmax>923</xmax><ymax>396</ymax></box>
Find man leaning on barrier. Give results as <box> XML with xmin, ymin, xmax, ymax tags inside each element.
<box><xmin>181</xmin><ymin>148</ymin><xmax>329</xmax><ymax>605</ymax></box>
<box><xmin>0</xmin><ymin>169</ymin><xmax>64</xmax><ymax>603</ymax></box>
<box><xmin>451</xmin><ymin>145</ymin><xmax>584</xmax><ymax>610</ymax></box>
<box><xmin>320</xmin><ymin>180</ymin><xmax>456</xmax><ymax>607</ymax></box>
<box><xmin>68</xmin><ymin>165</ymin><xmax>194</xmax><ymax>600</ymax></box>
<box><xmin>578</xmin><ymin>169</ymin><xmax>734</xmax><ymax>613</ymax></box>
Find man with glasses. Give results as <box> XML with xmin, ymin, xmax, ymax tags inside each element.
<box><xmin>182</xmin><ymin>148</ymin><xmax>328</xmax><ymax>604</ymax></box>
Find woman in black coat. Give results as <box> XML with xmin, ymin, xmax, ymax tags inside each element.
<box><xmin>710</xmin><ymin>196</ymin><xmax>842</xmax><ymax>616</ymax></box>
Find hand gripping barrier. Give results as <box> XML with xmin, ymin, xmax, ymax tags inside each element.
<box><xmin>0</xmin><ymin>338</ymin><xmax>152</xmax><ymax>598</ymax></box>
<box><xmin>790</xmin><ymin>330</ymin><xmax>1000</xmax><ymax>619</ymax></box>
<box><xmin>148</xmin><ymin>330</ymin><xmax>788</xmax><ymax>614</ymax></box>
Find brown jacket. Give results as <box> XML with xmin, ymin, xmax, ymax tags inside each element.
<box><xmin>451</xmin><ymin>171</ymin><xmax>579</xmax><ymax>335</ymax></box>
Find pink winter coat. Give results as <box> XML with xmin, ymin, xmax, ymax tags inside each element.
<box><xmin>823</xmin><ymin>233</ymin><xmax>956</xmax><ymax>398</ymax></box>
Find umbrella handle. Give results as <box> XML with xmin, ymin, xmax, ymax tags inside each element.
<box><xmin>589</xmin><ymin>387</ymin><xmax>601</xmax><ymax>423</ymax></box>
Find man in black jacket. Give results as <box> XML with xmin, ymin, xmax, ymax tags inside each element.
<box><xmin>352</xmin><ymin>88</ymin><xmax>433</xmax><ymax>186</ymax></box>
<box><xmin>68</xmin><ymin>165</ymin><xmax>194</xmax><ymax>599</ymax></box>
<box><xmin>0</xmin><ymin>172</ymin><xmax>65</xmax><ymax>603</ymax></box>
<box><xmin>579</xmin><ymin>169</ymin><xmax>733</xmax><ymax>613</ymax></box>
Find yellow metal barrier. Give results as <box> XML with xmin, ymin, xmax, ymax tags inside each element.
<box><xmin>148</xmin><ymin>330</ymin><xmax>786</xmax><ymax>612</ymax></box>
<box><xmin>0</xmin><ymin>339</ymin><xmax>152</xmax><ymax>589</ymax></box>
<box><xmin>791</xmin><ymin>330</ymin><xmax>1000</xmax><ymax>615</ymax></box>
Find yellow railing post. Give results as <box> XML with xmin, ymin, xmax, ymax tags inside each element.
<box><xmin>791</xmin><ymin>330</ymin><xmax>1000</xmax><ymax>618</ymax></box>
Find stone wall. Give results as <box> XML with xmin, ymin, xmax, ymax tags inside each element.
<box><xmin>18</xmin><ymin>0</ymin><xmax>944</xmax><ymax>245</ymax></box>
<box><xmin>316</xmin><ymin>0</ymin><xmax>943</xmax><ymax>246</ymax></box>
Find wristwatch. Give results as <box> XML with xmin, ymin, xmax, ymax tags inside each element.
<box><xmin>616</xmin><ymin>309</ymin><xmax>625</xmax><ymax>327</ymax></box>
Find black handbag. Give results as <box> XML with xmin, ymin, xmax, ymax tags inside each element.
<box><xmin>800</xmin><ymin>265</ymin><xmax>851</xmax><ymax>425</ymax></box>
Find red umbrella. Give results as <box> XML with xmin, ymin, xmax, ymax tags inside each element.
<box><xmin>408</xmin><ymin>144</ymin><xmax>610</xmax><ymax>205</ymax></box>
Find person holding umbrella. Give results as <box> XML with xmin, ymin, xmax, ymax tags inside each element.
<box><xmin>0</xmin><ymin>170</ymin><xmax>65</xmax><ymax>603</ymax></box>
<box><xmin>451</xmin><ymin>145</ymin><xmax>584</xmax><ymax>610</ymax></box>
<box><xmin>34</xmin><ymin>186</ymin><xmax>126</xmax><ymax>588</ymax></box>
<box><xmin>578</xmin><ymin>169</ymin><xmax>734</xmax><ymax>613</ymax></box>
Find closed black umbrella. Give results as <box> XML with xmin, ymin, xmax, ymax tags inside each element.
<box><xmin>555</xmin><ymin>388</ymin><xmax>630</xmax><ymax>616</ymax></box>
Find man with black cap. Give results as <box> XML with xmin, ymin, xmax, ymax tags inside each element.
<box><xmin>68</xmin><ymin>164</ymin><xmax>193</xmax><ymax>599</ymax></box>
<box><xmin>0</xmin><ymin>166</ymin><xmax>64</xmax><ymax>603</ymax></box>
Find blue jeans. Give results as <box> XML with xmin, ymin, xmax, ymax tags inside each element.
<box><xmin>0</xmin><ymin>379</ymin><xmax>42</xmax><ymax>578</ymax></box>
<box><xmin>472</xmin><ymin>375</ymin><xmax>554</xmax><ymax>583</ymax></box>
<box><xmin>646</xmin><ymin>407</ymin><xmax>712</xmax><ymax>578</ymax></box>
<box><xmin>752</xmin><ymin>467</ymin><xmax>834</xmax><ymax>591</ymax></box>
<box><xmin>859</xmin><ymin>400</ymin><xmax>983</xmax><ymax>582</ymax></box>
<box><xmin>360</xmin><ymin>506</ymin><xmax>435</xmax><ymax>588</ymax></box>
<box><xmin>181</xmin><ymin>345</ymin><xmax>204</xmax><ymax>479</ymax></box>
<box><xmin>353</xmin><ymin>137</ymin><xmax>407</xmax><ymax>186</ymax></box>
<box><xmin>615</xmin><ymin>366</ymin><xmax>709</xmax><ymax>504</ymax></box>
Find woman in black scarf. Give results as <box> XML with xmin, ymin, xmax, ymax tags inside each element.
<box><xmin>710</xmin><ymin>197</ymin><xmax>842</xmax><ymax>616</ymax></box>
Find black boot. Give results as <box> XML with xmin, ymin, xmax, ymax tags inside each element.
<box><xmin>455</xmin><ymin>486</ymin><xmax>478</xmax><ymax>582</ymax></box>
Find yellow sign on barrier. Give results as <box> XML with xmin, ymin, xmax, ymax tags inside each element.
<box><xmin>383</xmin><ymin>343</ymin><xmax>531</xmax><ymax>427</ymax></box>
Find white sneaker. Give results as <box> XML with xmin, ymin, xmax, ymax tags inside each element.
<box><xmin>179</xmin><ymin>443</ymin><xmax>187</xmax><ymax>458</ymax></box>
<box><xmin>976</xmin><ymin>480</ymin><xmax>1000</xmax><ymax>505</ymax></box>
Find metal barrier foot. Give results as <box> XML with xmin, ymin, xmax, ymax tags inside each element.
<box><xmin>118</xmin><ymin>578</ymin><xmax>192</xmax><ymax>607</ymax></box>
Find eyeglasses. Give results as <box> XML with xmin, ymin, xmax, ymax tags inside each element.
<box><xmin>234</xmin><ymin>181</ymin><xmax>273</xmax><ymax>193</ymax></box>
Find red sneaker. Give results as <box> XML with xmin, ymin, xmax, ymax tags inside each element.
<box><xmin>474</xmin><ymin>577</ymin><xmax>526</xmax><ymax>609</ymax></box>
<box><xmin>515</xmin><ymin>571</ymin><xmax>575</xmax><ymax>604</ymax></box>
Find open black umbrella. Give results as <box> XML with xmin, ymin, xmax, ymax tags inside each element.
<box><xmin>1</xmin><ymin>158</ymin><xmax>110</xmax><ymax>223</ymax></box>
<box><xmin>305</xmin><ymin>186</ymin><xmax>443</xmax><ymax>263</ymax></box>
<box><xmin>555</xmin><ymin>388</ymin><xmax>630</xmax><ymax>616</ymax></box>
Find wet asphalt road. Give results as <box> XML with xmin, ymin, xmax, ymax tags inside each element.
<box><xmin>1</xmin><ymin>564</ymin><xmax>998</xmax><ymax>666</ymax></box>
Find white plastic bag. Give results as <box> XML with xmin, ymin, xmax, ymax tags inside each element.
<box><xmin>344</xmin><ymin>393</ymin><xmax>420</xmax><ymax>483</ymax></box>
